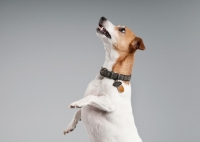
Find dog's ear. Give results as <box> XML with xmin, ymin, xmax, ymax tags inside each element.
<box><xmin>130</xmin><ymin>37</ymin><xmax>145</xmax><ymax>50</ymax></box>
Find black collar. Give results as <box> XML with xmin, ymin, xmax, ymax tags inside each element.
<box><xmin>100</xmin><ymin>67</ymin><xmax>131</xmax><ymax>81</ymax></box>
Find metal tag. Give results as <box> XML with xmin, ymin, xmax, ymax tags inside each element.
<box><xmin>113</xmin><ymin>81</ymin><xmax>122</xmax><ymax>87</ymax></box>
<box><xmin>117</xmin><ymin>85</ymin><xmax>124</xmax><ymax>93</ymax></box>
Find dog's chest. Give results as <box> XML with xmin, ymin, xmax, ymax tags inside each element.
<box><xmin>84</xmin><ymin>78</ymin><xmax>131</xmax><ymax>103</ymax></box>
<box><xmin>81</xmin><ymin>78</ymin><xmax>141</xmax><ymax>142</ymax></box>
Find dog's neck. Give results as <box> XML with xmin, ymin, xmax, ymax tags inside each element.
<box><xmin>102</xmin><ymin>43</ymin><xmax>135</xmax><ymax>77</ymax></box>
<box><xmin>102</xmin><ymin>43</ymin><xmax>118</xmax><ymax>71</ymax></box>
<box><xmin>113</xmin><ymin>52</ymin><xmax>135</xmax><ymax>76</ymax></box>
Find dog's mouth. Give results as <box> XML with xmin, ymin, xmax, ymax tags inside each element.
<box><xmin>97</xmin><ymin>23</ymin><xmax>111</xmax><ymax>39</ymax></box>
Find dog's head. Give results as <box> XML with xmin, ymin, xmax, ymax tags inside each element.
<box><xmin>96</xmin><ymin>17</ymin><xmax>145</xmax><ymax>54</ymax></box>
<box><xmin>96</xmin><ymin>17</ymin><xmax>145</xmax><ymax>77</ymax></box>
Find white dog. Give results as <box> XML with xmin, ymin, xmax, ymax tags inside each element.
<box><xmin>64</xmin><ymin>17</ymin><xmax>145</xmax><ymax>142</ymax></box>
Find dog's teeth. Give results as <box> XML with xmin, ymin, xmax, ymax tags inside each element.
<box><xmin>100</xmin><ymin>27</ymin><xmax>104</xmax><ymax>31</ymax></box>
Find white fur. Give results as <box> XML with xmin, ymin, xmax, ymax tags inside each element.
<box><xmin>64</xmin><ymin>19</ymin><xmax>142</xmax><ymax>142</ymax></box>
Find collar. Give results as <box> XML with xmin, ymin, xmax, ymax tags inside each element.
<box><xmin>100</xmin><ymin>67</ymin><xmax>131</xmax><ymax>81</ymax></box>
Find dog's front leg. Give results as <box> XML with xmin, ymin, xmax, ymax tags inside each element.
<box><xmin>69</xmin><ymin>94</ymin><xmax>114</xmax><ymax>112</ymax></box>
<box><xmin>63</xmin><ymin>109</ymin><xmax>81</xmax><ymax>135</ymax></box>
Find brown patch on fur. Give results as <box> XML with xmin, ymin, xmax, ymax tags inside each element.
<box><xmin>112</xmin><ymin>27</ymin><xmax>145</xmax><ymax>84</ymax></box>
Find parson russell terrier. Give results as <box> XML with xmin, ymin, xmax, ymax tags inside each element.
<box><xmin>64</xmin><ymin>17</ymin><xmax>145</xmax><ymax>142</ymax></box>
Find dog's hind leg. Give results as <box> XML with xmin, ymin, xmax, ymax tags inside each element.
<box><xmin>63</xmin><ymin>109</ymin><xmax>81</xmax><ymax>135</ymax></box>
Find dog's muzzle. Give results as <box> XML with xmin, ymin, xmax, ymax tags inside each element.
<box><xmin>96</xmin><ymin>17</ymin><xmax>111</xmax><ymax>39</ymax></box>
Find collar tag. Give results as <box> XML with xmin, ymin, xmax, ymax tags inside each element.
<box><xmin>113</xmin><ymin>80</ymin><xmax>122</xmax><ymax>87</ymax></box>
<box><xmin>113</xmin><ymin>80</ymin><xmax>124</xmax><ymax>93</ymax></box>
<box><xmin>100</xmin><ymin>67</ymin><xmax>129</xmax><ymax>93</ymax></box>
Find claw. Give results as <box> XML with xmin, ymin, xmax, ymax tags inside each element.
<box><xmin>69</xmin><ymin>104</ymin><xmax>82</xmax><ymax>108</ymax></box>
<box><xmin>63</xmin><ymin>131</ymin><xmax>67</xmax><ymax>135</ymax></box>
<box><xmin>70</xmin><ymin>105</ymin><xmax>75</xmax><ymax>108</ymax></box>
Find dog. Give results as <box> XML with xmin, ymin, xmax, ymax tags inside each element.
<box><xmin>64</xmin><ymin>17</ymin><xmax>145</xmax><ymax>142</ymax></box>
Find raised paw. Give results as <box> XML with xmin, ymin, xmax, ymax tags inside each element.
<box><xmin>63</xmin><ymin>122</ymin><xmax>77</xmax><ymax>135</ymax></box>
<box><xmin>63</xmin><ymin>126</ymin><xmax>76</xmax><ymax>135</ymax></box>
<box><xmin>68</xmin><ymin>101</ymin><xmax>82</xmax><ymax>108</ymax></box>
<box><xmin>68</xmin><ymin>99</ymin><xmax>88</xmax><ymax>109</ymax></box>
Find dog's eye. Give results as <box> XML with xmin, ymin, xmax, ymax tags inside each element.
<box><xmin>119</xmin><ymin>27</ymin><xmax>125</xmax><ymax>33</ymax></box>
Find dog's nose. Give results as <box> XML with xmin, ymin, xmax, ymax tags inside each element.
<box><xmin>99</xmin><ymin>17</ymin><xmax>107</xmax><ymax>26</ymax></box>
<box><xmin>100</xmin><ymin>17</ymin><xmax>107</xmax><ymax>21</ymax></box>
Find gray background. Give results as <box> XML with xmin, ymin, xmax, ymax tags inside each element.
<box><xmin>0</xmin><ymin>0</ymin><xmax>200</xmax><ymax>142</ymax></box>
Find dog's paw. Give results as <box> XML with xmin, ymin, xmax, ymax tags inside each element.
<box><xmin>68</xmin><ymin>98</ymin><xmax>91</xmax><ymax>109</ymax></box>
<box><xmin>63</xmin><ymin>121</ymin><xmax>77</xmax><ymax>135</ymax></box>
<box><xmin>63</xmin><ymin>126</ymin><xmax>76</xmax><ymax>135</ymax></box>
<box><xmin>68</xmin><ymin>101</ymin><xmax>82</xmax><ymax>108</ymax></box>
